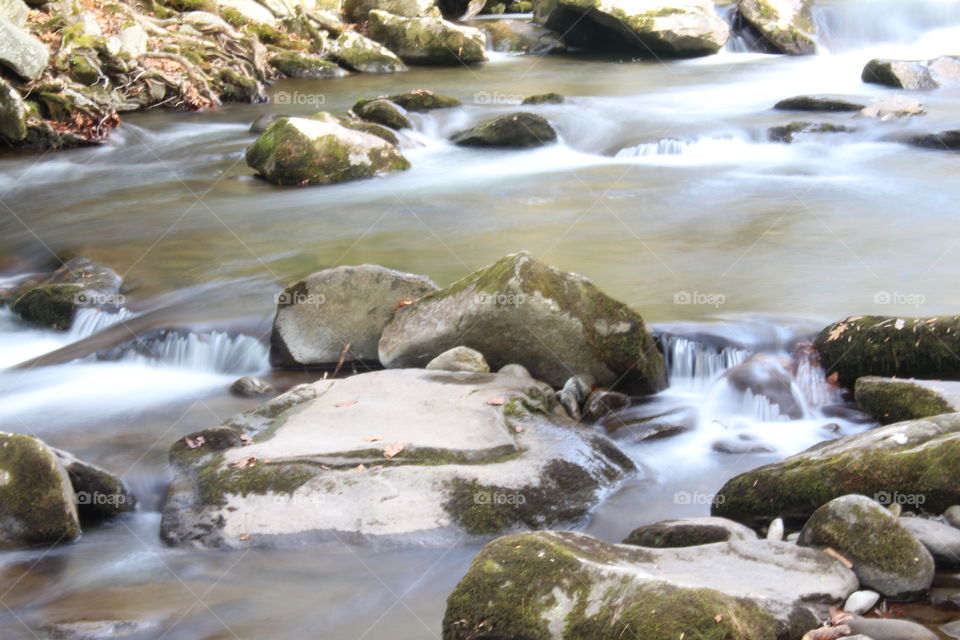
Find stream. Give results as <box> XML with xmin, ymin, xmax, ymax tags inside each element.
<box><xmin>1</xmin><ymin>0</ymin><xmax>960</xmax><ymax>637</ymax></box>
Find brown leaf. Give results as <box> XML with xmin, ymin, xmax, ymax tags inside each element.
<box><xmin>714</xmin><ymin>615</ymin><xmax>723</xmax><ymax>623</ymax></box>
<box><xmin>336</xmin><ymin>400</ymin><xmax>358</xmax><ymax>407</ymax></box>
<box><xmin>233</xmin><ymin>456</ymin><xmax>256</xmax><ymax>469</ymax></box>
<box><xmin>355</xmin><ymin>464</ymin><xmax>367</xmax><ymax>472</ymax></box>
<box><xmin>393</xmin><ymin>297</ymin><xmax>414</xmax><ymax>310</ymax></box>
<box><xmin>827</xmin><ymin>323</ymin><xmax>847</xmax><ymax>342</ymax></box>
<box><xmin>240</xmin><ymin>434</ymin><xmax>253</xmax><ymax>446</ymax></box>
<box><xmin>826</xmin><ymin>372</ymin><xmax>839</xmax><ymax>385</ymax></box>
<box><xmin>363</xmin><ymin>435</ymin><xmax>383</xmax><ymax>442</ymax></box>
<box><xmin>239</xmin><ymin>534</ymin><xmax>250</xmax><ymax>541</ymax></box>
<box><xmin>487</xmin><ymin>397</ymin><xmax>505</xmax><ymax>406</ymax></box>
<box><xmin>802</xmin><ymin>625</ymin><xmax>851</xmax><ymax>640</ymax></box>
<box><xmin>383</xmin><ymin>442</ymin><xmax>405</xmax><ymax>459</ymax></box>
<box><xmin>514</xmin><ymin>426</ymin><xmax>524</xmax><ymax>433</ymax></box>
<box><xmin>185</xmin><ymin>435</ymin><xmax>205</xmax><ymax>449</ymax></box>
<box><xmin>321</xmin><ymin>465</ymin><xmax>331</xmax><ymax>470</ymax></box>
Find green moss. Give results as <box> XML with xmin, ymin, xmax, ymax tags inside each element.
<box><xmin>452</xmin><ymin>112</ymin><xmax>557</xmax><ymax>148</ymax></box>
<box><xmin>521</xmin><ymin>92</ymin><xmax>565</xmax><ymax>105</ymax></box>
<box><xmin>269</xmin><ymin>51</ymin><xmax>344</xmax><ymax>78</ymax></box>
<box><xmin>219</xmin><ymin>7</ymin><xmax>249</xmax><ymax>28</ymax></box>
<box><xmin>216</xmin><ymin>68</ymin><xmax>261</xmax><ymax>103</ymax></box>
<box><xmin>196</xmin><ymin>455</ymin><xmax>314</xmax><ymax>505</ymax></box>
<box><xmin>622</xmin><ymin>522</ymin><xmax>733</xmax><ymax>548</ymax></box>
<box><xmin>161</xmin><ymin>0</ymin><xmax>217</xmax><ymax>12</ymax></box>
<box><xmin>353</xmin><ymin>99</ymin><xmax>411</xmax><ymax>130</ymax></box>
<box><xmin>11</xmin><ymin>284</ymin><xmax>82</xmax><ymax>330</ymax></box>
<box><xmin>855</xmin><ymin>378</ymin><xmax>952</xmax><ymax>425</ymax></box>
<box><xmin>383</xmin><ymin>90</ymin><xmax>461</xmax><ymax>112</ymax></box>
<box><xmin>339</xmin><ymin>119</ymin><xmax>399</xmax><ymax>146</ymax></box>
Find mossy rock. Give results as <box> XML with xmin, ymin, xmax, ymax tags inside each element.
<box><xmin>739</xmin><ymin>0</ymin><xmax>817</xmax><ymax>55</ymax></box>
<box><xmin>343</xmin><ymin>0</ymin><xmax>436</xmax><ymax>22</ymax></box>
<box><xmin>338</xmin><ymin>119</ymin><xmax>400</xmax><ymax>145</ymax></box>
<box><xmin>814</xmin><ymin>316</ymin><xmax>960</xmax><ymax>389</ymax></box>
<box><xmin>11</xmin><ymin>257</ymin><xmax>123</xmax><ymax>330</ymax></box>
<box><xmin>0</xmin><ymin>433</ymin><xmax>80</xmax><ymax>549</ymax></box>
<box><xmin>268</xmin><ymin>51</ymin><xmax>348</xmax><ymax>79</ymax></box>
<box><xmin>855</xmin><ymin>377</ymin><xmax>960</xmax><ymax>425</ymax></box>
<box><xmin>773</xmin><ymin>95</ymin><xmax>868</xmax><ymax>112</ymax></box>
<box><xmin>713</xmin><ymin>412</ymin><xmax>960</xmax><ymax>527</ymax></box>
<box><xmin>54</xmin><ymin>449</ymin><xmax>137</xmax><ymax>522</ymax></box>
<box><xmin>480</xmin><ymin>19</ymin><xmax>567</xmax><ymax>55</ymax></box>
<box><xmin>366</xmin><ymin>10</ymin><xmax>487</xmax><ymax>65</ymax></box>
<box><xmin>768</xmin><ymin>121</ymin><xmax>854</xmax><ymax>143</ymax></box>
<box><xmin>452</xmin><ymin>112</ymin><xmax>557</xmax><ymax>148</ymax></box>
<box><xmin>0</xmin><ymin>76</ymin><xmax>28</xmax><ymax>142</ymax></box>
<box><xmin>521</xmin><ymin>91</ymin><xmax>565</xmax><ymax>105</ymax></box>
<box><xmin>379</xmin><ymin>251</ymin><xmax>667</xmax><ymax>393</ymax></box>
<box><xmin>798</xmin><ymin>494</ymin><xmax>934</xmax><ymax>600</ymax></box>
<box><xmin>443</xmin><ymin>530</ymin><xmax>849</xmax><ymax>640</ymax></box>
<box><xmin>622</xmin><ymin>516</ymin><xmax>757</xmax><ymax>548</ymax></box>
<box><xmin>357</xmin><ymin>89</ymin><xmax>461</xmax><ymax>112</ymax></box>
<box><xmin>329</xmin><ymin>30</ymin><xmax>408</xmax><ymax>74</ymax></box>
<box><xmin>245</xmin><ymin>116</ymin><xmax>411</xmax><ymax>186</ymax></box>
<box><xmin>353</xmin><ymin>99</ymin><xmax>411</xmax><ymax>130</ymax></box>
<box><xmin>216</xmin><ymin>68</ymin><xmax>263</xmax><ymax>103</ymax></box>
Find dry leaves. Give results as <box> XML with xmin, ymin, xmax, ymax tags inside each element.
<box><xmin>355</xmin><ymin>464</ymin><xmax>367</xmax><ymax>472</ymax></box>
<box><xmin>487</xmin><ymin>397</ymin><xmax>505</xmax><ymax>406</ymax></box>
<box><xmin>233</xmin><ymin>456</ymin><xmax>256</xmax><ymax>469</ymax></box>
<box><xmin>713</xmin><ymin>614</ymin><xmax>723</xmax><ymax>623</ymax></box>
<box><xmin>383</xmin><ymin>442</ymin><xmax>405</xmax><ymax>459</ymax></box>
<box><xmin>801</xmin><ymin>625</ymin><xmax>850</xmax><ymax>640</ymax></box>
<box><xmin>393</xmin><ymin>298</ymin><xmax>414</xmax><ymax>310</ymax></box>
<box><xmin>336</xmin><ymin>400</ymin><xmax>357</xmax><ymax>407</ymax></box>
<box><xmin>240</xmin><ymin>434</ymin><xmax>253</xmax><ymax>446</ymax></box>
<box><xmin>185</xmin><ymin>435</ymin><xmax>206</xmax><ymax>449</ymax></box>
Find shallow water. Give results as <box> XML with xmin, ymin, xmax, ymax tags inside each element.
<box><xmin>2</xmin><ymin>0</ymin><xmax>960</xmax><ymax>637</ymax></box>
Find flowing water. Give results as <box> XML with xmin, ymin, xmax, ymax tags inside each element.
<box><xmin>1</xmin><ymin>0</ymin><xmax>960</xmax><ymax>637</ymax></box>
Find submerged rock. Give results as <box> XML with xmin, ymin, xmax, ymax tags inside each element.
<box><xmin>601</xmin><ymin>404</ymin><xmax>695</xmax><ymax>440</ymax></box>
<box><xmin>768</xmin><ymin>121</ymin><xmax>854</xmax><ymax>143</ymax></box>
<box><xmin>855</xmin><ymin>377</ymin><xmax>960</xmax><ymax>425</ymax></box>
<box><xmin>774</xmin><ymin>95</ymin><xmax>867</xmax><ymax>112</ymax></box>
<box><xmin>714</xmin><ymin>413</ymin><xmax>960</xmax><ymax>526</ymax></box>
<box><xmin>367</xmin><ymin>10</ymin><xmax>487</xmax><ymax>65</ymax></box>
<box><xmin>534</xmin><ymin>0</ymin><xmax>730</xmax><ymax>57</ymax></box>
<box><xmin>11</xmin><ymin>258</ymin><xmax>123</xmax><ymax>330</ymax></box>
<box><xmin>245</xmin><ymin>116</ymin><xmax>411</xmax><ymax>186</ymax></box>
<box><xmin>270</xmin><ymin>264</ymin><xmax>438</xmax><ymax>367</ymax></box>
<box><xmin>160</xmin><ymin>369</ymin><xmax>634</xmax><ymax>547</ymax></box>
<box><xmin>451</xmin><ymin>112</ymin><xmax>557</xmax><ymax>148</ymax></box>
<box><xmin>353</xmin><ymin>98</ymin><xmax>411</xmax><ymax>130</ymax></box>
<box><xmin>814</xmin><ymin>316</ymin><xmax>960</xmax><ymax>389</ymax></box>
<box><xmin>623</xmin><ymin>516</ymin><xmax>757</xmax><ymax>547</ymax></box>
<box><xmin>479</xmin><ymin>19</ymin><xmax>567</xmax><ymax>55</ymax></box>
<box><xmin>378</xmin><ymin>252</ymin><xmax>667</xmax><ymax>393</ymax></box>
<box><xmin>738</xmin><ymin>0</ymin><xmax>816</xmax><ymax>55</ymax></box>
<box><xmin>443</xmin><ymin>531</ymin><xmax>856</xmax><ymax>639</ymax></box>
<box><xmin>798</xmin><ymin>494</ymin><xmax>934</xmax><ymax>600</ymax></box>
<box><xmin>329</xmin><ymin>30</ymin><xmax>409</xmax><ymax>74</ymax></box>
<box><xmin>0</xmin><ymin>433</ymin><xmax>80</xmax><ymax>549</ymax></box>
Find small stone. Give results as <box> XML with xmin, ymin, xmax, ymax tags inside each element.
<box><xmin>844</xmin><ymin>589</ymin><xmax>880</xmax><ymax>615</ymax></box>
<box><xmin>230</xmin><ymin>376</ymin><xmax>275</xmax><ymax>397</ymax></box>
<box><xmin>766</xmin><ymin>517</ymin><xmax>784</xmax><ymax>541</ymax></box>
<box><xmin>498</xmin><ymin>363</ymin><xmax>531</xmax><ymax>379</ymax></box>
<box><xmin>425</xmin><ymin>346</ymin><xmax>490</xmax><ymax>373</ymax></box>
<box><xmin>582</xmin><ymin>390</ymin><xmax>630</xmax><ymax>423</ymax></box>
<box><xmin>521</xmin><ymin>92</ymin><xmax>565</xmax><ymax>105</ymax></box>
<box><xmin>945</xmin><ymin>505</ymin><xmax>960</xmax><ymax>529</ymax></box>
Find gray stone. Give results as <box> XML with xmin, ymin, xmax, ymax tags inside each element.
<box><xmin>367</xmin><ymin>10</ymin><xmax>486</xmax><ymax>65</ymax></box>
<box><xmin>557</xmin><ymin>374</ymin><xmax>592</xmax><ymax>420</ymax></box>
<box><xmin>843</xmin><ymin>589</ymin><xmax>880</xmax><ymax>615</ymax></box>
<box><xmin>230</xmin><ymin>376</ymin><xmax>276</xmax><ymax>397</ymax></box>
<box><xmin>329</xmin><ymin>30</ymin><xmax>408</xmax><ymax>74</ymax></box>
<box><xmin>739</xmin><ymin>0</ymin><xmax>816</xmax><ymax>54</ymax></box>
<box><xmin>353</xmin><ymin>99</ymin><xmax>411</xmax><ymax>130</ymax></box>
<box><xmin>766</xmin><ymin>517</ymin><xmax>784</xmax><ymax>541</ymax></box>
<box><xmin>945</xmin><ymin>505</ymin><xmax>960</xmax><ymax>529</ymax></box>
<box><xmin>52</xmin><ymin>448</ymin><xmax>136</xmax><ymax>521</ymax></box>
<box><xmin>623</xmin><ymin>516</ymin><xmax>758</xmax><ymax>548</ymax></box>
<box><xmin>425</xmin><ymin>346</ymin><xmax>490</xmax><ymax>373</ymax></box>
<box><xmin>0</xmin><ymin>76</ymin><xmax>27</xmax><ymax>142</ymax></box>
<box><xmin>452</xmin><ymin>112</ymin><xmax>557</xmax><ymax>148</ymax></box>
<box><xmin>862</xmin><ymin>58</ymin><xmax>938</xmax><ymax>90</ymax></box>
<box><xmin>899</xmin><ymin>516</ymin><xmax>960</xmax><ymax>567</ymax></box>
<box><xmin>0</xmin><ymin>0</ymin><xmax>29</xmax><ymax>26</ymax></box>
<box><xmin>270</xmin><ymin>264</ymin><xmax>438</xmax><ymax>367</ymax></box>
<box><xmin>0</xmin><ymin>18</ymin><xmax>50</xmax><ymax>81</ymax></box>
<box><xmin>581</xmin><ymin>389</ymin><xmax>629</xmax><ymax>422</ymax></box>
<box><xmin>846</xmin><ymin>617</ymin><xmax>938</xmax><ymax>640</ymax></box>
<box><xmin>160</xmin><ymin>369</ymin><xmax>635</xmax><ymax>547</ymax></box>
<box><xmin>798</xmin><ymin>494</ymin><xmax>935</xmax><ymax>600</ymax></box>
<box><xmin>774</xmin><ymin>94</ymin><xmax>866</xmax><ymax>112</ymax></box>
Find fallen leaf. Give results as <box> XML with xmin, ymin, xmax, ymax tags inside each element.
<box><xmin>487</xmin><ymin>397</ymin><xmax>505</xmax><ymax>406</ymax></box>
<box><xmin>384</xmin><ymin>442</ymin><xmax>405</xmax><ymax>459</ymax></box>
<box><xmin>363</xmin><ymin>435</ymin><xmax>383</xmax><ymax>442</ymax></box>
<box><xmin>355</xmin><ymin>464</ymin><xmax>366</xmax><ymax>472</ymax></box>
<box><xmin>321</xmin><ymin>465</ymin><xmax>331</xmax><ymax>470</ymax></box>
<box><xmin>185</xmin><ymin>436</ymin><xmax>205</xmax><ymax>449</ymax></box>
<box><xmin>514</xmin><ymin>426</ymin><xmax>524</xmax><ymax>433</ymax></box>
<box><xmin>826</xmin><ymin>372</ymin><xmax>839</xmax><ymax>385</ymax></box>
<box><xmin>393</xmin><ymin>297</ymin><xmax>414</xmax><ymax>310</ymax></box>
<box><xmin>714</xmin><ymin>615</ymin><xmax>723</xmax><ymax>623</ymax></box>
<box><xmin>336</xmin><ymin>400</ymin><xmax>357</xmax><ymax>407</ymax></box>
<box><xmin>827</xmin><ymin>323</ymin><xmax>847</xmax><ymax>342</ymax></box>
<box><xmin>233</xmin><ymin>456</ymin><xmax>256</xmax><ymax>469</ymax></box>
<box><xmin>239</xmin><ymin>535</ymin><xmax>250</xmax><ymax>541</ymax></box>
<box><xmin>240</xmin><ymin>434</ymin><xmax>253</xmax><ymax>445</ymax></box>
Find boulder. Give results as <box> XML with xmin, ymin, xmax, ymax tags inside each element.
<box><xmin>268</xmin><ymin>51</ymin><xmax>348</xmax><ymax>78</ymax></box>
<box><xmin>946</xmin><ymin>505</ymin><xmax>960</xmax><ymax>529</ymax></box>
<box><xmin>245</xmin><ymin>116</ymin><xmax>411</xmax><ymax>186</ymax></box>
<box><xmin>249</xmin><ymin>113</ymin><xmax>288</xmax><ymax>134</ymax></box>
<box><xmin>0</xmin><ymin>433</ymin><xmax>80</xmax><ymax>548</ymax></box>
<box><xmin>623</xmin><ymin>516</ymin><xmax>757</xmax><ymax>547</ymax></box>
<box><xmin>479</xmin><ymin>19</ymin><xmax>567</xmax><ymax>55</ymax></box>
<box><xmin>367</xmin><ymin>10</ymin><xmax>487</xmax><ymax>65</ymax></box>
<box><xmin>899</xmin><ymin>516</ymin><xmax>960</xmax><ymax>568</ymax></box>
<box><xmin>378</xmin><ymin>252</ymin><xmax>667</xmax><ymax>393</ymax></box>
<box><xmin>860</xmin><ymin>95</ymin><xmax>925</xmax><ymax>120</ymax></box>
<box><xmin>52</xmin><ymin>448</ymin><xmax>136</xmax><ymax>522</ymax></box>
<box><xmin>452</xmin><ymin>112</ymin><xmax>557</xmax><ymax>148</ymax></box>
<box><xmin>581</xmin><ymin>389</ymin><xmax>629</xmax><ymax>422</ymax></box>
<box><xmin>375</xmin><ymin>88</ymin><xmax>461</xmax><ymax>111</ymax></box>
<box><xmin>534</xmin><ymin>0</ymin><xmax>729</xmax><ymax>57</ymax></box>
<box><xmin>798</xmin><ymin>495</ymin><xmax>934</xmax><ymax>599</ymax></box>
<box><xmin>855</xmin><ymin>377</ymin><xmax>960</xmax><ymax>425</ymax></box>
<box><xmin>862</xmin><ymin>58</ymin><xmax>938</xmax><ymax>90</ymax></box>
<box><xmin>0</xmin><ymin>18</ymin><xmax>50</xmax><ymax>81</ymax></box>
<box><xmin>814</xmin><ymin>316</ymin><xmax>960</xmax><ymax>389</ymax></box>
<box><xmin>713</xmin><ymin>413</ymin><xmax>960</xmax><ymax>526</ymax></box>
<box><xmin>774</xmin><ymin>95</ymin><xmax>867</xmax><ymax>112</ymax></box>
<box><xmin>344</xmin><ymin>0</ymin><xmax>436</xmax><ymax>21</ymax></box>
<box><xmin>230</xmin><ymin>376</ymin><xmax>276</xmax><ymax>397</ymax></box>
<box><xmin>738</xmin><ymin>0</ymin><xmax>816</xmax><ymax>55</ymax></box>
<box><xmin>909</xmin><ymin>130</ymin><xmax>960</xmax><ymax>151</ymax></box>
<box><xmin>329</xmin><ymin>30</ymin><xmax>408</xmax><ymax>74</ymax></box>
<box><xmin>270</xmin><ymin>264</ymin><xmax>438</xmax><ymax>367</ymax></box>
<box><xmin>11</xmin><ymin>258</ymin><xmax>124</xmax><ymax>330</ymax></box>
<box><xmin>557</xmin><ymin>374</ymin><xmax>592</xmax><ymax>419</ymax></box>
<box><xmin>0</xmin><ymin>76</ymin><xmax>27</xmax><ymax>142</ymax></box>
<box><xmin>353</xmin><ymin>98</ymin><xmax>411</xmax><ymax>130</ymax></box>
<box><xmin>160</xmin><ymin>369</ymin><xmax>635</xmax><ymax>547</ymax></box>
<box><xmin>0</xmin><ymin>0</ymin><xmax>29</xmax><ymax>26</ymax></box>
<box><xmin>425</xmin><ymin>346</ymin><xmax>490</xmax><ymax>373</ymax></box>
<box><xmin>522</xmin><ymin>92</ymin><xmax>565</xmax><ymax>105</ymax></box>
<box><xmin>443</xmin><ymin>531</ymin><xmax>857</xmax><ymax>639</ymax></box>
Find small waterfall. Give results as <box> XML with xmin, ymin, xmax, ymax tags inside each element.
<box><xmin>68</xmin><ymin>307</ymin><xmax>135</xmax><ymax>341</ymax></box>
<box><xmin>615</xmin><ymin>138</ymin><xmax>692</xmax><ymax>158</ymax></box>
<box><xmin>91</xmin><ymin>329</ymin><xmax>269</xmax><ymax>374</ymax></box>
<box><xmin>613</xmin><ymin>136</ymin><xmax>754</xmax><ymax>162</ymax></box>
<box><xmin>741</xmin><ymin>388</ymin><xmax>793</xmax><ymax>422</ymax></box>
<box><xmin>662</xmin><ymin>335</ymin><xmax>752</xmax><ymax>389</ymax></box>
<box><xmin>792</xmin><ymin>342</ymin><xmax>843</xmax><ymax>410</ymax></box>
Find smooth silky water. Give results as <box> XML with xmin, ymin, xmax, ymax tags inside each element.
<box><xmin>1</xmin><ymin>0</ymin><xmax>960</xmax><ymax>637</ymax></box>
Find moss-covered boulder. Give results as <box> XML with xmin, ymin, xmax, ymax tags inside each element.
<box><xmin>378</xmin><ymin>252</ymin><xmax>667</xmax><ymax>393</ymax></box>
<box><xmin>353</xmin><ymin>98</ymin><xmax>411</xmax><ymax>130</ymax></box>
<box><xmin>0</xmin><ymin>18</ymin><xmax>50</xmax><ymax>80</ymax></box>
<box><xmin>862</xmin><ymin>58</ymin><xmax>938</xmax><ymax>90</ymax></box>
<box><xmin>623</xmin><ymin>516</ymin><xmax>757</xmax><ymax>548</ymax></box>
<box><xmin>522</xmin><ymin>91</ymin><xmax>565</xmax><ymax>105</ymax></box>
<box><xmin>53</xmin><ymin>448</ymin><xmax>136</xmax><ymax>522</ymax></box>
<box><xmin>713</xmin><ymin>413</ymin><xmax>960</xmax><ymax>527</ymax></box>
<box><xmin>0</xmin><ymin>76</ymin><xmax>27</xmax><ymax>142</ymax></box>
<box><xmin>534</xmin><ymin>0</ymin><xmax>729</xmax><ymax>57</ymax></box>
<box><xmin>329</xmin><ymin>30</ymin><xmax>408</xmax><ymax>74</ymax></box>
<box><xmin>443</xmin><ymin>530</ymin><xmax>857</xmax><ymax>640</ymax></box>
<box><xmin>798</xmin><ymin>494</ymin><xmax>934</xmax><ymax>599</ymax></box>
<box><xmin>160</xmin><ymin>368</ymin><xmax>635</xmax><ymax>547</ymax></box>
<box><xmin>773</xmin><ymin>94</ymin><xmax>868</xmax><ymax>112</ymax></box>
<box><xmin>738</xmin><ymin>0</ymin><xmax>816</xmax><ymax>55</ymax></box>
<box><xmin>452</xmin><ymin>112</ymin><xmax>557</xmax><ymax>148</ymax></box>
<box><xmin>0</xmin><ymin>433</ymin><xmax>81</xmax><ymax>549</ymax></box>
<box><xmin>11</xmin><ymin>257</ymin><xmax>124</xmax><ymax>330</ymax></box>
<box><xmin>268</xmin><ymin>51</ymin><xmax>348</xmax><ymax>79</ymax></box>
<box><xmin>367</xmin><ymin>10</ymin><xmax>487</xmax><ymax>65</ymax></box>
<box><xmin>270</xmin><ymin>264</ymin><xmax>439</xmax><ymax>367</ymax></box>
<box><xmin>768</xmin><ymin>121</ymin><xmax>854</xmax><ymax>143</ymax></box>
<box><xmin>479</xmin><ymin>18</ymin><xmax>567</xmax><ymax>55</ymax></box>
<box><xmin>814</xmin><ymin>316</ymin><xmax>960</xmax><ymax>389</ymax></box>
<box><xmin>370</xmin><ymin>88</ymin><xmax>461</xmax><ymax>111</ymax></box>
<box><xmin>344</xmin><ymin>0</ymin><xmax>437</xmax><ymax>21</ymax></box>
<box><xmin>855</xmin><ymin>377</ymin><xmax>960</xmax><ymax>425</ymax></box>
<box><xmin>245</xmin><ymin>116</ymin><xmax>411</xmax><ymax>186</ymax></box>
